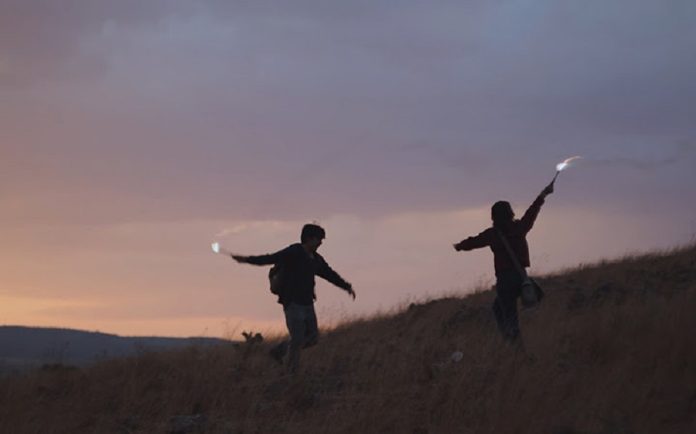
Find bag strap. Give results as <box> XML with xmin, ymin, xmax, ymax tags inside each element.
<box><xmin>495</xmin><ymin>228</ymin><xmax>528</xmax><ymax>279</ymax></box>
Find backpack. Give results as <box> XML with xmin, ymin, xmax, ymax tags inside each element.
<box><xmin>268</xmin><ymin>264</ymin><xmax>284</xmax><ymax>295</ymax></box>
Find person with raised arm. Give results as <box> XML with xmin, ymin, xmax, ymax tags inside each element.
<box><xmin>454</xmin><ymin>182</ymin><xmax>554</xmax><ymax>344</ymax></box>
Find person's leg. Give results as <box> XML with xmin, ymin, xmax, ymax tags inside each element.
<box><xmin>492</xmin><ymin>297</ymin><xmax>507</xmax><ymax>336</ymax></box>
<box><xmin>269</xmin><ymin>304</ymin><xmax>295</xmax><ymax>364</ymax></box>
<box><xmin>495</xmin><ymin>271</ymin><xmax>522</xmax><ymax>342</ymax></box>
<box><xmin>303</xmin><ymin>305</ymin><xmax>319</xmax><ymax>349</ymax></box>
<box><xmin>284</xmin><ymin>303</ymin><xmax>307</xmax><ymax>373</ymax></box>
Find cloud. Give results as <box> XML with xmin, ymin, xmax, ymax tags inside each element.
<box><xmin>0</xmin><ymin>0</ymin><xmax>187</xmax><ymax>86</ymax></box>
<box><xmin>1</xmin><ymin>0</ymin><xmax>695</xmax><ymax>227</ymax></box>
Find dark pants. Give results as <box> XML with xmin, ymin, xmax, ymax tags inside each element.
<box><xmin>493</xmin><ymin>269</ymin><xmax>523</xmax><ymax>342</ymax></box>
<box><xmin>273</xmin><ymin>303</ymin><xmax>319</xmax><ymax>372</ymax></box>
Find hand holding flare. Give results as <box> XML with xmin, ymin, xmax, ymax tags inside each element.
<box><xmin>551</xmin><ymin>156</ymin><xmax>582</xmax><ymax>186</ymax></box>
<box><xmin>211</xmin><ymin>242</ymin><xmax>249</xmax><ymax>263</ymax></box>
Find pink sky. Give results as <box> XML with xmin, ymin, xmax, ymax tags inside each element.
<box><xmin>2</xmin><ymin>0</ymin><xmax>695</xmax><ymax>337</ymax></box>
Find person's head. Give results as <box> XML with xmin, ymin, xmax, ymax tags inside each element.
<box><xmin>301</xmin><ymin>223</ymin><xmax>326</xmax><ymax>251</ymax></box>
<box><xmin>491</xmin><ymin>201</ymin><xmax>515</xmax><ymax>228</ymax></box>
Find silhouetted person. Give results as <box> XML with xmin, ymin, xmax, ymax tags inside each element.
<box><xmin>231</xmin><ymin>223</ymin><xmax>355</xmax><ymax>373</ymax></box>
<box><xmin>453</xmin><ymin>182</ymin><xmax>554</xmax><ymax>343</ymax></box>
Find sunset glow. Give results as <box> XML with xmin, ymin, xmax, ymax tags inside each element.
<box><xmin>1</xmin><ymin>1</ymin><xmax>694</xmax><ymax>338</ymax></box>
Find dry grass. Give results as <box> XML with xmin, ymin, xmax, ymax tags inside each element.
<box><xmin>1</xmin><ymin>244</ymin><xmax>695</xmax><ymax>434</ymax></box>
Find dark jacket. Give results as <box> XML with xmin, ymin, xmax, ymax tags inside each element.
<box><xmin>455</xmin><ymin>195</ymin><xmax>545</xmax><ymax>275</ymax></box>
<box><xmin>244</xmin><ymin>243</ymin><xmax>350</xmax><ymax>306</ymax></box>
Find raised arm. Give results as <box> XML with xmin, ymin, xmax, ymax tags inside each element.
<box><xmin>519</xmin><ymin>182</ymin><xmax>554</xmax><ymax>234</ymax></box>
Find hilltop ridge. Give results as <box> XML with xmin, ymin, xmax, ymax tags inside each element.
<box><xmin>1</xmin><ymin>244</ymin><xmax>694</xmax><ymax>433</ymax></box>
<box><xmin>0</xmin><ymin>326</ymin><xmax>228</xmax><ymax>372</ymax></box>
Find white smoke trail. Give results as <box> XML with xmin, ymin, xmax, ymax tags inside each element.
<box><xmin>214</xmin><ymin>225</ymin><xmax>250</xmax><ymax>238</ymax></box>
<box><xmin>556</xmin><ymin>156</ymin><xmax>583</xmax><ymax>172</ymax></box>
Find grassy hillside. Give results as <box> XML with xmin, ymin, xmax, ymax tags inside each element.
<box><xmin>1</xmin><ymin>244</ymin><xmax>694</xmax><ymax>434</ymax></box>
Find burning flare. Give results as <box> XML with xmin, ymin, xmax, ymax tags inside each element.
<box><xmin>551</xmin><ymin>156</ymin><xmax>582</xmax><ymax>184</ymax></box>
<box><xmin>556</xmin><ymin>156</ymin><xmax>582</xmax><ymax>172</ymax></box>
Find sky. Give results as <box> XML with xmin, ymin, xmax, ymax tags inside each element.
<box><xmin>2</xmin><ymin>0</ymin><xmax>695</xmax><ymax>337</ymax></box>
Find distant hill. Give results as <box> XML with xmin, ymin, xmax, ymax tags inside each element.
<box><xmin>0</xmin><ymin>326</ymin><xmax>229</xmax><ymax>372</ymax></box>
<box><xmin>0</xmin><ymin>244</ymin><xmax>694</xmax><ymax>433</ymax></box>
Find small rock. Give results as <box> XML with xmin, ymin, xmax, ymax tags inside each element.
<box><xmin>450</xmin><ymin>351</ymin><xmax>464</xmax><ymax>363</ymax></box>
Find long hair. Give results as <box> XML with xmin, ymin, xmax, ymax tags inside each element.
<box><xmin>491</xmin><ymin>201</ymin><xmax>514</xmax><ymax>229</ymax></box>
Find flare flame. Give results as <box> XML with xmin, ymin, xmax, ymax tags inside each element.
<box><xmin>556</xmin><ymin>156</ymin><xmax>582</xmax><ymax>172</ymax></box>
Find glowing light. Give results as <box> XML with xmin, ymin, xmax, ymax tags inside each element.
<box><xmin>211</xmin><ymin>242</ymin><xmax>220</xmax><ymax>254</ymax></box>
<box><xmin>556</xmin><ymin>156</ymin><xmax>582</xmax><ymax>172</ymax></box>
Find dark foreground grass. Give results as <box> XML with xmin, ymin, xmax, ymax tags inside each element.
<box><xmin>1</xmin><ymin>244</ymin><xmax>695</xmax><ymax>433</ymax></box>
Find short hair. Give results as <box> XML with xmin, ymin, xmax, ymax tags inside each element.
<box><xmin>301</xmin><ymin>223</ymin><xmax>326</xmax><ymax>243</ymax></box>
<box><xmin>491</xmin><ymin>201</ymin><xmax>514</xmax><ymax>228</ymax></box>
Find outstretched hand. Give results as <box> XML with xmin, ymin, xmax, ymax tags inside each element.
<box><xmin>541</xmin><ymin>181</ymin><xmax>555</xmax><ymax>197</ymax></box>
<box><xmin>231</xmin><ymin>254</ymin><xmax>248</xmax><ymax>263</ymax></box>
<box><xmin>346</xmin><ymin>284</ymin><xmax>356</xmax><ymax>300</ymax></box>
